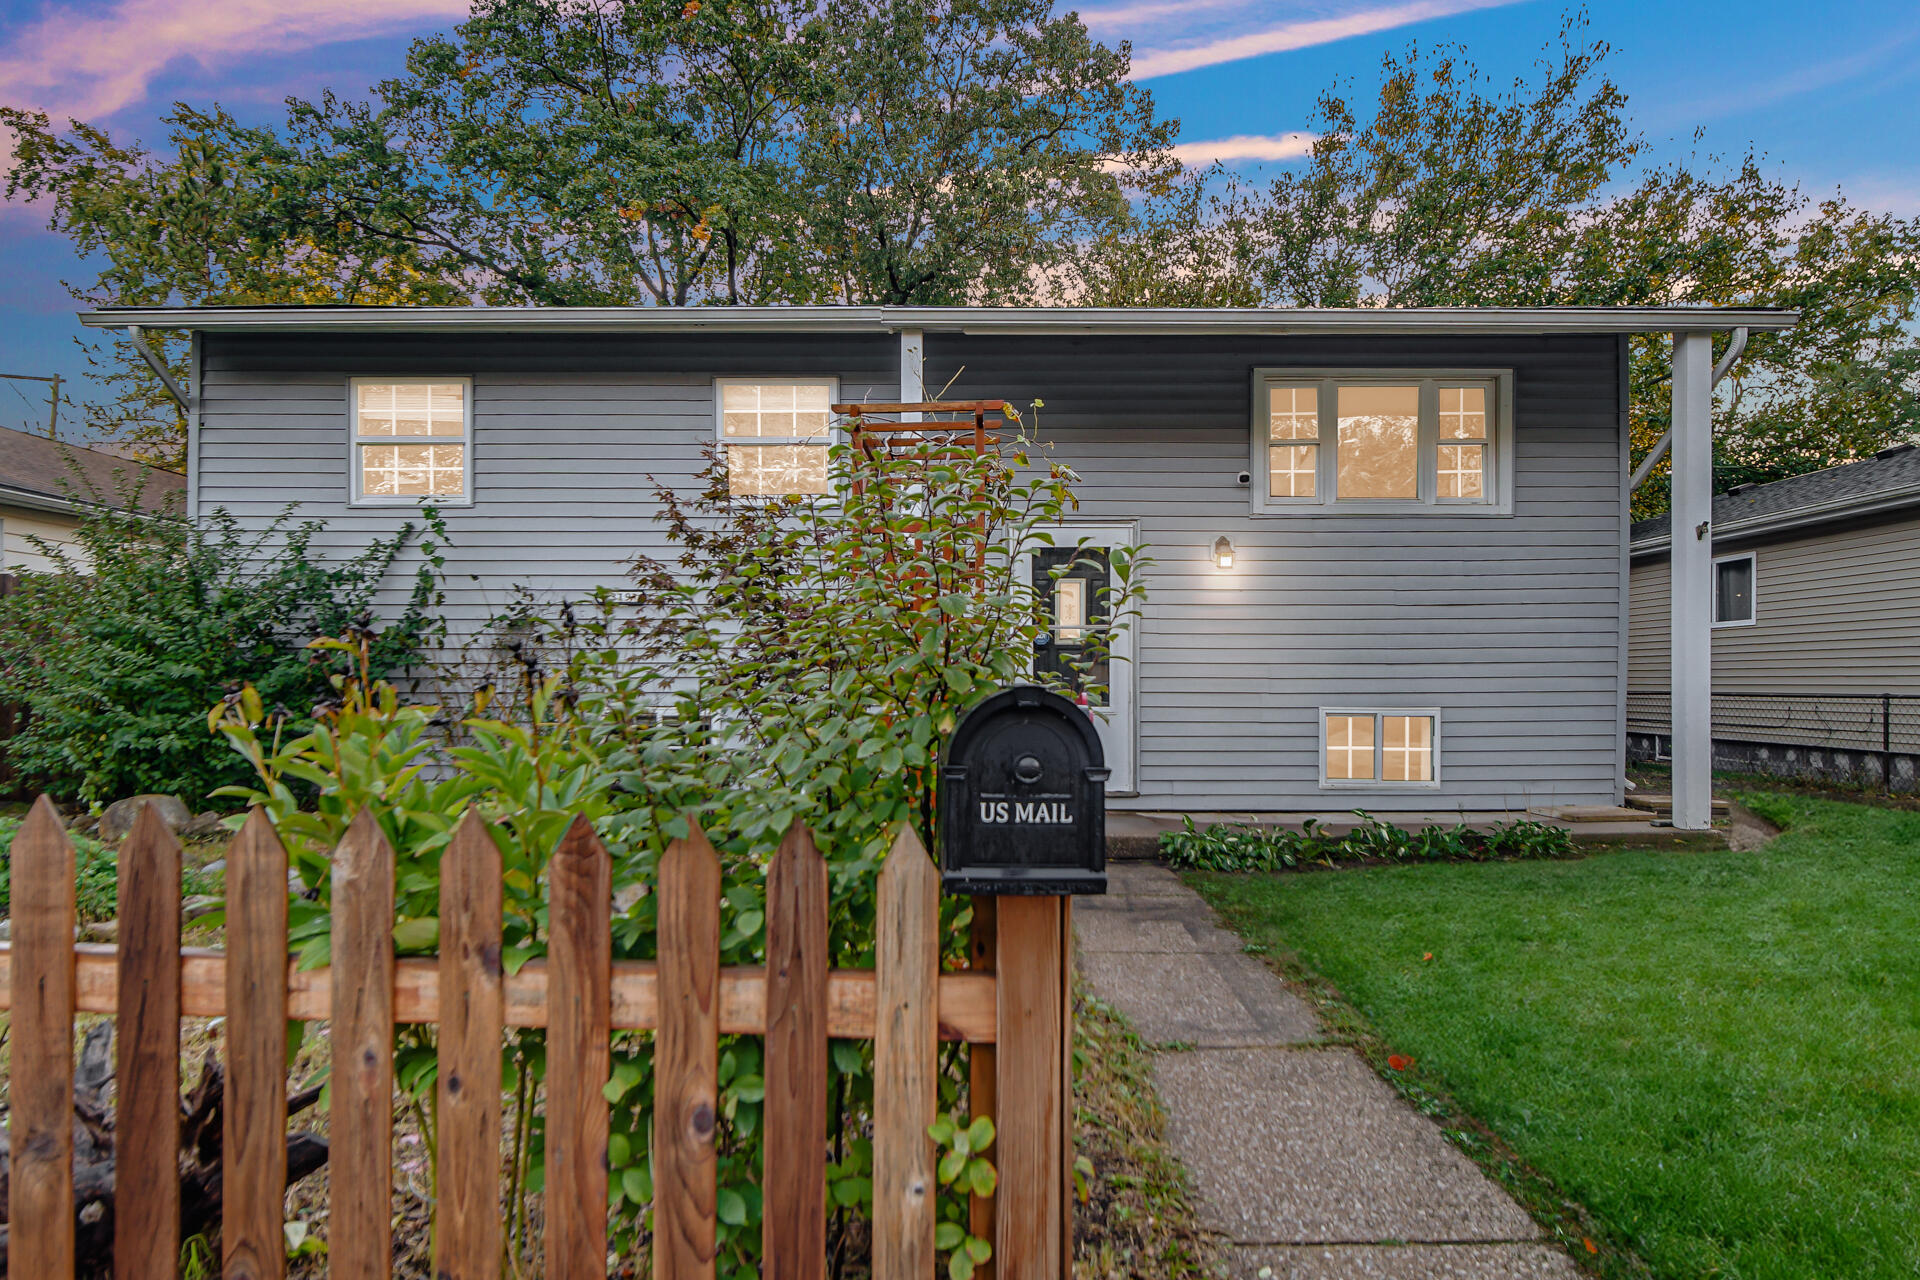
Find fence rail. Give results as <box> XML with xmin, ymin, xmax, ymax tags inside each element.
<box><xmin>0</xmin><ymin>796</ymin><xmax>1068</xmax><ymax>1279</ymax></box>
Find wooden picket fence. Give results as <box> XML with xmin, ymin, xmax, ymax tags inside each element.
<box><xmin>0</xmin><ymin>797</ymin><xmax>1073</xmax><ymax>1280</ymax></box>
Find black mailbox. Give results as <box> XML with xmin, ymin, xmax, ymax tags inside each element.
<box><xmin>939</xmin><ymin>686</ymin><xmax>1108</xmax><ymax>895</ymax></box>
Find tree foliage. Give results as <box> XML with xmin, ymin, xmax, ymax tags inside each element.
<box><xmin>0</xmin><ymin>474</ymin><xmax>443</xmax><ymax>806</ymax></box>
<box><xmin>1079</xmin><ymin>19</ymin><xmax>1920</xmax><ymax>516</ymax></box>
<box><xmin>210</xmin><ymin>419</ymin><xmax>1138</xmax><ymax>1278</ymax></box>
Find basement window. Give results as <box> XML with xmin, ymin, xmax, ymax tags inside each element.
<box><xmin>351</xmin><ymin>379</ymin><xmax>472</xmax><ymax>505</ymax></box>
<box><xmin>1321</xmin><ymin>710</ymin><xmax>1440</xmax><ymax>788</ymax></box>
<box><xmin>1252</xmin><ymin>370</ymin><xmax>1512</xmax><ymax>515</ymax></box>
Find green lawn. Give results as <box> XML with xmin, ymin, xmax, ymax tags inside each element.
<box><xmin>1187</xmin><ymin>795</ymin><xmax>1920</xmax><ymax>1280</ymax></box>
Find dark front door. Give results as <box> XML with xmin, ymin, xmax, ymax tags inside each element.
<box><xmin>1033</xmin><ymin>547</ymin><xmax>1110</xmax><ymax>704</ymax></box>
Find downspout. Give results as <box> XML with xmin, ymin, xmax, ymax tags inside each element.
<box><xmin>1628</xmin><ymin>326</ymin><xmax>1747</xmax><ymax>490</ymax></box>
<box><xmin>125</xmin><ymin>325</ymin><xmax>190</xmax><ymax>413</ymax></box>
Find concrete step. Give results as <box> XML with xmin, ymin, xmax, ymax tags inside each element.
<box><xmin>1625</xmin><ymin>793</ymin><xmax>1730</xmax><ymax>816</ymax></box>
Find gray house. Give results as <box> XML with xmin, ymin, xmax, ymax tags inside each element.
<box><xmin>1629</xmin><ymin>444</ymin><xmax>1920</xmax><ymax>785</ymax></box>
<box><xmin>81</xmin><ymin>305</ymin><xmax>1794</xmax><ymax>822</ymax></box>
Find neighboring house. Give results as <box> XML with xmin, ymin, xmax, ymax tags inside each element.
<box><xmin>76</xmin><ymin>304</ymin><xmax>1792</xmax><ymax>816</ymax></box>
<box><xmin>1629</xmin><ymin>443</ymin><xmax>1920</xmax><ymax>786</ymax></box>
<box><xmin>0</xmin><ymin>424</ymin><xmax>185</xmax><ymax>573</ymax></box>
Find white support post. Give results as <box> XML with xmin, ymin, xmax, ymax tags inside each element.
<box><xmin>1670</xmin><ymin>331</ymin><xmax>1715</xmax><ymax>830</ymax></box>
<box><xmin>899</xmin><ymin>328</ymin><xmax>925</xmax><ymax>422</ymax></box>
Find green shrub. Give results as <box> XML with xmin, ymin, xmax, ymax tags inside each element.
<box><xmin>0</xmin><ymin>814</ymin><xmax>219</xmax><ymax>922</ymax></box>
<box><xmin>209</xmin><ymin>420</ymin><xmax>1135</xmax><ymax>1280</ymax></box>
<box><xmin>1160</xmin><ymin>811</ymin><xmax>1578</xmax><ymax>872</ymax></box>
<box><xmin>0</xmin><ymin>470</ymin><xmax>443</xmax><ymax>808</ymax></box>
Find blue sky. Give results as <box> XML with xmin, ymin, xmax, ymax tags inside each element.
<box><xmin>3</xmin><ymin>0</ymin><xmax>1917</xmax><ymax>440</ymax></box>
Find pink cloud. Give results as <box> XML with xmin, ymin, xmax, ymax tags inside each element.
<box><xmin>0</xmin><ymin>0</ymin><xmax>469</xmax><ymax>123</ymax></box>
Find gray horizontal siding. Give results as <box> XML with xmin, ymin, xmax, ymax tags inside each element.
<box><xmin>931</xmin><ymin>333</ymin><xmax>1625</xmax><ymax>810</ymax></box>
<box><xmin>199</xmin><ymin>328</ymin><xmax>1626</xmax><ymax>812</ymax></box>
<box><xmin>1630</xmin><ymin>513</ymin><xmax>1920</xmax><ymax>695</ymax></box>
<box><xmin>197</xmin><ymin>332</ymin><xmax>899</xmax><ymax>648</ymax></box>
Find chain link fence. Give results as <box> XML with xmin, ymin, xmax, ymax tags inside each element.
<box><xmin>1627</xmin><ymin>690</ymin><xmax>1920</xmax><ymax>790</ymax></box>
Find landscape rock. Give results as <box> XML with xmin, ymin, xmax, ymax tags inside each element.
<box><xmin>182</xmin><ymin>895</ymin><xmax>223</xmax><ymax>922</ymax></box>
<box><xmin>180</xmin><ymin>812</ymin><xmax>231</xmax><ymax>840</ymax></box>
<box><xmin>98</xmin><ymin>794</ymin><xmax>192</xmax><ymax>844</ymax></box>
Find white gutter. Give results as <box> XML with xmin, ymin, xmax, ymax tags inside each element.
<box><xmin>1628</xmin><ymin>326</ymin><xmax>1748</xmax><ymax>491</ymax></box>
<box><xmin>1629</xmin><ymin>479</ymin><xmax>1920</xmax><ymax>556</ymax></box>
<box><xmin>125</xmin><ymin>325</ymin><xmax>190</xmax><ymax>413</ymax></box>
<box><xmin>80</xmin><ymin>304</ymin><xmax>1801</xmax><ymax>336</ymax></box>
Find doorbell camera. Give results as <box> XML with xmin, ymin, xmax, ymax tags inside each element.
<box><xmin>1236</xmin><ymin>471</ymin><xmax>1252</xmax><ymax>485</ymax></box>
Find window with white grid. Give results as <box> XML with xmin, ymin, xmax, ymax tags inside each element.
<box><xmin>717</xmin><ymin>380</ymin><xmax>837</xmax><ymax>497</ymax></box>
<box><xmin>1252</xmin><ymin>372</ymin><xmax>1507</xmax><ymax>514</ymax></box>
<box><xmin>1437</xmin><ymin>386</ymin><xmax>1489</xmax><ymax>500</ymax></box>
<box><xmin>1267</xmin><ymin>384</ymin><xmax>1319</xmax><ymax>499</ymax></box>
<box><xmin>351</xmin><ymin>380</ymin><xmax>471</xmax><ymax>504</ymax></box>
<box><xmin>1323</xmin><ymin>710</ymin><xmax>1440</xmax><ymax>787</ymax></box>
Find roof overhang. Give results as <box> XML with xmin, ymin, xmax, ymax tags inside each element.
<box><xmin>1631</xmin><ymin>481</ymin><xmax>1920</xmax><ymax>557</ymax></box>
<box><xmin>80</xmin><ymin>304</ymin><xmax>1801</xmax><ymax>336</ymax></box>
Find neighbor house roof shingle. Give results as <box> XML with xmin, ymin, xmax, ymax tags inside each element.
<box><xmin>0</xmin><ymin>424</ymin><xmax>185</xmax><ymax>515</ymax></box>
<box><xmin>1632</xmin><ymin>444</ymin><xmax>1920</xmax><ymax>552</ymax></box>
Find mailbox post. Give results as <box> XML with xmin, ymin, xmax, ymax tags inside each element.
<box><xmin>940</xmin><ymin>687</ymin><xmax>1106</xmax><ymax>1280</ymax></box>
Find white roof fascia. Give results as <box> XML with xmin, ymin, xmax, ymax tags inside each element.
<box><xmin>79</xmin><ymin>304</ymin><xmax>1801</xmax><ymax>335</ymax></box>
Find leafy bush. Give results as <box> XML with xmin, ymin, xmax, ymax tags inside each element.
<box><xmin>1160</xmin><ymin>811</ymin><xmax>1578</xmax><ymax>872</ymax></box>
<box><xmin>0</xmin><ymin>471</ymin><xmax>443</xmax><ymax>807</ymax></box>
<box><xmin>210</xmin><ymin>418</ymin><xmax>1138</xmax><ymax>1280</ymax></box>
<box><xmin>0</xmin><ymin>814</ymin><xmax>219</xmax><ymax>922</ymax></box>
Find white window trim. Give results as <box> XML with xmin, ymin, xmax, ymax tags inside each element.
<box><xmin>1249</xmin><ymin>368</ymin><xmax>1515</xmax><ymax>516</ymax></box>
<box><xmin>347</xmin><ymin>376</ymin><xmax>474</xmax><ymax>508</ymax></box>
<box><xmin>714</xmin><ymin>376</ymin><xmax>841</xmax><ymax>499</ymax></box>
<box><xmin>1318</xmin><ymin>707</ymin><xmax>1444</xmax><ymax>790</ymax></box>
<box><xmin>1712</xmin><ymin>551</ymin><xmax>1758</xmax><ymax>628</ymax></box>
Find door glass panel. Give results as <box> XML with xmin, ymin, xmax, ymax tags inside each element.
<box><xmin>1054</xmin><ymin>577</ymin><xmax>1087</xmax><ymax>642</ymax></box>
<box><xmin>1033</xmin><ymin>547</ymin><xmax>1110</xmax><ymax>704</ymax></box>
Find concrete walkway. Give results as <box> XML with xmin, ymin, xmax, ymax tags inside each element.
<box><xmin>1076</xmin><ymin>863</ymin><xmax>1583</xmax><ymax>1280</ymax></box>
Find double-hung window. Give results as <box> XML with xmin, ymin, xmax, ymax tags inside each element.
<box><xmin>1321</xmin><ymin>710</ymin><xmax>1440</xmax><ymax>788</ymax></box>
<box><xmin>351</xmin><ymin>379</ymin><xmax>472</xmax><ymax>505</ymax></box>
<box><xmin>1252</xmin><ymin>370</ymin><xmax>1512</xmax><ymax>514</ymax></box>
<box><xmin>717</xmin><ymin>379</ymin><xmax>837</xmax><ymax>497</ymax></box>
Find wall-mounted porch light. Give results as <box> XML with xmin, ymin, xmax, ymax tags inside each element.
<box><xmin>1212</xmin><ymin>536</ymin><xmax>1235</xmax><ymax>569</ymax></box>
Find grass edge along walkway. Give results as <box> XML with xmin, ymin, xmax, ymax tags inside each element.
<box><xmin>1072</xmin><ymin>982</ymin><xmax>1223</xmax><ymax>1279</ymax></box>
<box><xmin>1185</xmin><ymin>793</ymin><xmax>1920</xmax><ymax>1280</ymax></box>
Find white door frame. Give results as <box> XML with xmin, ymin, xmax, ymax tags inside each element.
<box><xmin>1023</xmin><ymin>521</ymin><xmax>1139</xmax><ymax>796</ymax></box>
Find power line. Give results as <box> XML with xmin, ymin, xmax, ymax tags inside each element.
<box><xmin>0</xmin><ymin>371</ymin><xmax>64</xmax><ymax>438</ymax></box>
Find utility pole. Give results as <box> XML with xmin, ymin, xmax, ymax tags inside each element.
<box><xmin>1</xmin><ymin>371</ymin><xmax>63</xmax><ymax>438</ymax></box>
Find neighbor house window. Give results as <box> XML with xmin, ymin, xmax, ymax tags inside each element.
<box><xmin>1713</xmin><ymin>552</ymin><xmax>1756</xmax><ymax>626</ymax></box>
<box><xmin>718</xmin><ymin>379</ymin><xmax>836</xmax><ymax>497</ymax></box>
<box><xmin>1253</xmin><ymin>371</ymin><xmax>1511</xmax><ymax>514</ymax></box>
<box><xmin>351</xmin><ymin>379</ymin><xmax>471</xmax><ymax>504</ymax></box>
<box><xmin>1322</xmin><ymin>710</ymin><xmax>1439</xmax><ymax>786</ymax></box>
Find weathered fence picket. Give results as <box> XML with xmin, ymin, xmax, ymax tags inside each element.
<box><xmin>437</xmin><ymin>811</ymin><xmax>506</xmax><ymax>1280</ymax></box>
<box><xmin>330</xmin><ymin>808</ymin><xmax>396</xmax><ymax>1280</ymax></box>
<box><xmin>874</xmin><ymin>827</ymin><xmax>941</xmax><ymax>1280</ymax></box>
<box><xmin>0</xmin><ymin>801</ymin><xmax>1071</xmax><ymax>1280</ymax></box>
<box><xmin>763</xmin><ymin>822</ymin><xmax>829</xmax><ymax>1280</ymax></box>
<box><xmin>225</xmin><ymin>809</ymin><xmax>290</xmax><ymax>1280</ymax></box>
<box><xmin>8</xmin><ymin>797</ymin><xmax>75</xmax><ymax>1279</ymax></box>
<box><xmin>546</xmin><ymin>814</ymin><xmax>612</xmax><ymax>1280</ymax></box>
<box><xmin>113</xmin><ymin>802</ymin><xmax>181</xmax><ymax>1280</ymax></box>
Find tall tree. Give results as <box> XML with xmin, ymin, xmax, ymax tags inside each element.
<box><xmin>1246</xmin><ymin>21</ymin><xmax>1920</xmax><ymax>516</ymax></box>
<box><xmin>6</xmin><ymin>0</ymin><xmax>1168</xmax><ymax>461</ymax></box>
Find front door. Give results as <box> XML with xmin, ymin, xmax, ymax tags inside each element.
<box><xmin>1029</xmin><ymin>527</ymin><xmax>1136</xmax><ymax>793</ymax></box>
